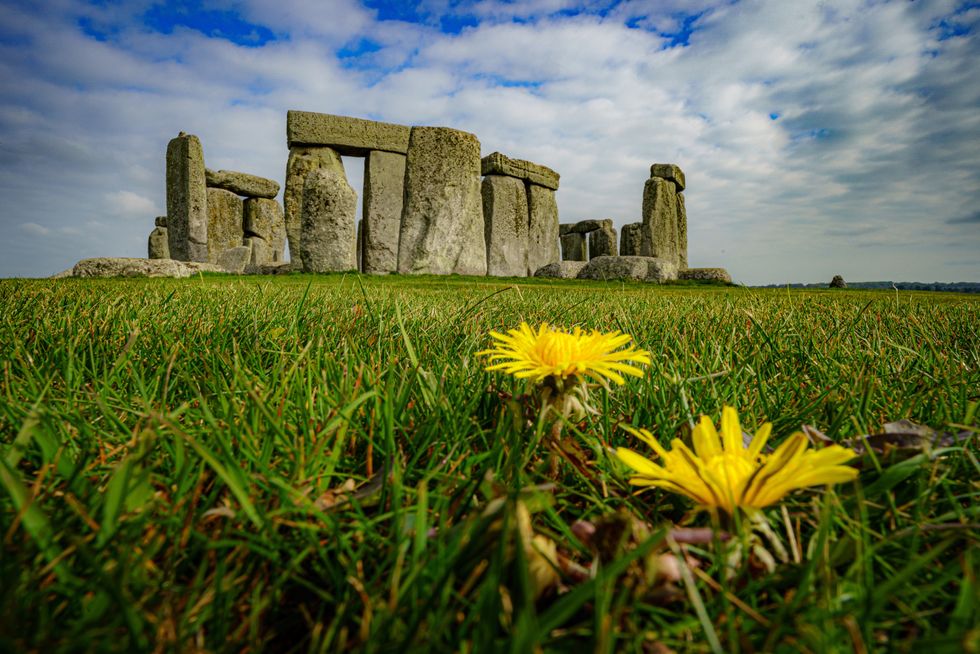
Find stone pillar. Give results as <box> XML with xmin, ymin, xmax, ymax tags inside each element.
<box><xmin>356</xmin><ymin>219</ymin><xmax>363</xmax><ymax>272</ymax></box>
<box><xmin>300</xmin><ymin>169</ymin><xmax>357</xmax><ymax>272</ymax></box>
<box><xmin>206</xmin><ymin>188</ymin><xmax>245</xmax><ymax>263</ymax></box>
<box><xmin>561</xmin><ymin>232</ymin><xmax>586</xmax><ymax>261</ymax></box>
<box><xmin>526</xmin><ymin>184</ymin><xmax>560</xmax><ymax>276</ymax></box>
<box><xmin>243</xmin><ymin>198</ymin><xmax>286</xmax><ymax>265</ymax></box>
<box><xmin>148</xmin><ymin>223</ymin><xmax>169</xmax><ymax>260</ymax></box>
<box><xmin>620</xmin><ymin>222</ymin><xmax>643</xmax><ymax>256</ymax></box>
<box><xmin>640</xmin><ymin>177</ymin><xmax>678</xmax><ymax>264</ymax></box>
<box><xmin>482</xmin><ymin>175</ymin><xmax>529</xmax><ymax>277</ymax></box>
<box><xmin>165</xmin><ymin>133</ymin><xmax>208</xmax><ymax>262</ymax></box>
<box><xmin>284</xmin><ymin>146</ymin><xmax>345</xmax><ymax>262</ymax></box>
<box><xmin>676</xmin><ymin>192</ymin><xmax>687</xmax><ymax>270</ymax></box>
<box><xmin>398</xmin><ymin>127</ymin><xmax>486</xmax><ymax>276</ymax></box>
<box><xmin>588</xmin><ymin>220</ymin><xmax>617</xmax><ymax>259</ymax></box>
<box><xmin>362</xmin><ymin>150</ymin><xmax>406</xmax><ymax>274</ymax></box>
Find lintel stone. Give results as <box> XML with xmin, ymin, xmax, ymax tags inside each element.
<box><xmin>286</xmin><ymin>110</ymin><xmax>410</xmax><ymax>155</ymax></box>
<box><xmin>649</xmin><ymin>163</ymin><xmax>685</xmax><ymax>191</ymax></box>
<box><xmin>481</xmin><ymin>152</ymin><xmax>559</xmax><ymax>190</ymax></box>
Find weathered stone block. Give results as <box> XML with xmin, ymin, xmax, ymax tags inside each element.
<box><xmin>534</xmin><ymin>261</ymin><xmax>588</xmax><ymax>279</ymax></box>
<box><xmin>284</xmin><ymin>146</ymin><xmax>345</xmax><ymax>261</ymax></box>
<box><xmin>482</xmin><ymin>175</ymin><xmax>529</xmax><ymax>277</ymax></box>
<box><xmin>206</xmin><ymin>188</ymin><xmax>245</xmax><ymax>263</ymax></box>
<box><xmin>679</xmin><ymin>268</ymin><xmax>732</xmax><ymax>284</ymax></box>
<box><xmin>397</xmin><ymin>126</ymin><xmax>486</xmax><ymax>276</ymax></box>
<box><xmin>244</xmin><ymin>198</ymin><xmax>286</xmax><ymax>260</ymax></box>
<box><xmin>527</xmin><ymin>184</ymin><xmax>560</xmax><ymax>275</ymax></box>
<box><xmin>620</xmin><ymin>222</ymin><xmax>643</xmax><ymax>256</ymax></box>
<box><xmin>166</xmin><ymin>133</ymin><xmax>208</xmax><ymax>262</ymax></box>
<box><xmin>588</xmin><ymin>220</ymin><xmax>617</xmax><ymax>259</ymax></box>
<box><xmin>577</xmin><ymin>256</ymin><xmax>678</xmax><ymax>283</ymax></box>
<box><xmin>300</xmin><ymin>168</ymin><xmax>358</xmax><ymax>273</ymax></box>
<box><xmin>481</xmin><ymin>152</ymin><xmax>560</xmax><ymax>190</ymax></box>
<box><xmin>245</xmin><ymin>236</ymin><xmax>276</xmax><ymax>266</ymax></box>
<box><xmin>205</xmin><ymin>169</ymin><xmax>280</xmax><ymax>199</ymax></box>
<box><xmin>216</xmin><ymin>245</ymin><xmax>252</xmax><ymax>274</ymax></box>
<box><xmin>561</xmin><ymin>232</ymin><xmax>587</xmax><ymax>261</ymax></box>
<box><xmin>72</xmin><ymin>257</ymin><xmax>194</xmax><ymax>278</ymax></box>
<box><xmin>640</xmin><ymin>177</ymin><xmax>679</xmax><ymax>265</ymax></box>
<box><xmin>286</xmin><ymin>110</ymin><xmax>410</xmax><ymax>155</ymax></box>
<box><xmin>148</xmin><ymin>226</ymin><xmax>169</xmax><ymax>259</ymax></box>
<box><xmin>569</xmin><ymin>219</ymin><xmax>605</xmax><ymax>234</ymax></box>
<box><xmin>154</xmin><ymin>215</ymin><xmax>167</xmax><ymax>227</ymax></box>
<box><xmin>650</xmin><ymin>163</ymin><xmax>685</xmax><ymax>191</ymax></box>
<box><xmin>362</xmin><ymin>150</ymin><xmax>406</xmax><ymax>274</ymax></box>
<box><xmin>676</xmin><ymin>192</ymin><xmax>687</xmax><ymax>270</ymax></box>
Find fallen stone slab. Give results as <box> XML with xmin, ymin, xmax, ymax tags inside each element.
<box><xmin>526</xmin><ymin>184</ymin><xmax>560</xmax><ymax>275</ymax></box>
<box><xmin>588</xmin><ymin>220</ymin><xmax>617</xmax><ymax>259</ymax></box>
<box><xmin>533</xmin><ymin>261</ymin><xmax>588</xmax><ymax>279</ymax></box>
<box><xmin>481</xmin><ymin>152</ymin><xmax>560</xmax><ymax>190</ymax></box>
<box><xmin>70</xmin><ymin>257</ymin><xmax>211</xmax><ymax>278</ymax></box>
<box><xmin>216</xmin><ymin>245</ymin><xmax>252</xmax><ymax>274</ymax></box>
<box><xmin>576</xmin><ymin>256</ymin><xmax>678</xmax><ymax>283</ymax></box>
<box><xmin>300</xmin><ymin>168</ymin><xmax>358</xmax><ymax>273</ymax></box>
<box><xmin>148</xmin><ymin>226</ymin><xmax>169</xmax><ymax>259</ymax></box>
<box><xmin>205</xmin><ymin>169</ymin><xmax>280</xmax><ymax>199</ymax></box>
<box><xmin>286</xmin><ymin>110</ymin><xmax>411</xmax><ymax>155</ymax></box>
<box><xmin>284</xmin><ymin>146</ymin><xmax>346</xmax><ymax>261</ymax></box>
<box><xmin>362</xmin><ymin>150</ymin><xmax>406</xmax><ymax>274</ymax></box>
<box><xmin>649</xmin><ymin>163</ymin><xmax>686</xmax><ymax>191</ymax></box>
<box><xmin>619</xmin><ymin>222</ymin><xmax>642</xmax><ymax>256</ymax></box>
<box><xmin>678</xmin><ymin>267</ymin><xmax>732</xmax><ymax>284</ymax></box>
<box><xmin>166</xmin><ymin>133</ymin><xmax>208</xmax><ymax>262</ymax></box>
<box><xmin>483</xmin><ymin>174</ymin><xmax>529</xmax><ymax>277</ymax></box>
<box><xmin>206</xmin><ymin>188</ymin><xmax>245</xmax><ymax>263</ymax></box>
<box><xmin>560</xmin><ymin>232</ymin><xmax>587</xmax><ymax>261</ymax></box>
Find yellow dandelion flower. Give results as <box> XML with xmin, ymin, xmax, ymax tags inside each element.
<box><xmin>616</xmin><ymin>407</ymin><xmax>859</xmax><ymax>514</ymax></box>
<box><xmin>478</xmin><ymin>322</ymin><xmax>651</xmax><ymax>386</ymax></box>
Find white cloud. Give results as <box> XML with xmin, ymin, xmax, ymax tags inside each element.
<box><xmin>105</xmin><ymin>190</ymin><xmax>158</xmax><ymax>217</ymax></box>
<box><xmin>20</xmin><ymin>222</ymin><xmax>51</xmax><ymax>236</ymax></box>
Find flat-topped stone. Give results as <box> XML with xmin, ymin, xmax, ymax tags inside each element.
<box><xmin>481</xmin><ymin>152</ymin><xmax>559</xmax><ymax>190</ymax></box>
<box><xmin>205</xmin><ymin>169</ymin><xmax>280</xmax><ymax>199</ymax></box>
<box><xmin>577</xmin><ymin>256</ymin><xmax>678</xmax><ymax>283</ymax></box>
<box><xmin>534</xmin><ymin>261</ymin><xmax>588</xmax><ymax>279</ymax></box>
<box><xmin>70</xmin><ymin>257</ymin><xmax>227</xmax><ymax>278</ymax></box>
<box><xmin>287</xmin><ymin>110</ymin><xmax>410</xmax><ymax>155</ymax></box>
<box><xmin>679</xmin><ymin>267</ymin><xmax>732</xmax><ymax>284</ymax></box>
<box><xmin>569</xmin><ymin>219</ymin><xmax>606</xmax><ymax>234</ymax></box>
<box><xmin>649</xmin><ymin>163</ymin><xmax>685</xmax><ymax>191</ymax></box>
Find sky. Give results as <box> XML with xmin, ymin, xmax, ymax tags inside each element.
<box><xmin>0</xmin><ymin>0</ymin><xmax>978</xmax><ymax>283</ymax></box>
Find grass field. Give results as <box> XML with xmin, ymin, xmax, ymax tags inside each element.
<box><xmin>1</xmin><ymin>274</ymin><xmax>978</xmax><ymax>653</ymax></box>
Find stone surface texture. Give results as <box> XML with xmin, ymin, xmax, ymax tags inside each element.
<box><xmin>155</xmin><ymin>215</ymin><xmax>167</xmax><ymax>227</ymax></box>
<box><xmin>70</xmin><ymin>257</ymin><xmax>223</xmax><ymax>278</ymax></box>
<box><xmin>284</xmin><ymin>146</ymin><xmax>345</xmax><ymax>261</ymax></box>
<box><xmin>206</xmin><ymin>188</ymin><xmax>245</xmax><ymax>263</ymax></box>
<box><xmin>649</xmin><ymin>163</ymin><xmax>686</xmax><ymax>191</ymax></box>
<box><xmin>362</xmin><ymin>150</ymin><xmax>406</xmax><ymax>274</ymax></box>
<box><xmin>561</xmin><ymin>232</ymin><xmax>587</xmax><ymax>261</ymax></box>
<box><xmin>588</xmin><ymin>220</ymin><xmax>617</xmax><ymax>259</ymax></box>
<box><xmin>397</xmin><ymin>126</ymin><xmax>486</xmax><ymax>276</ymax></box>
<box><xmin>245</xmin><ymin>236</ymin><xmax>276</xmax><ymax>266</ymax></box>
<box><xmin>568</xmin><ymin>219</ymin><xmax>605</xmax><ymax>234</ymax></box>
<box><xmin>620</xmin><ymin>222</ymin><xmax>643</xmax><ymax>256</ymax></box>
<box><xmin>482</xmin><ymin>174</ymin><xmax>529</xmax><ymax>277</ymax></box>
<box><xmin>165</xmin><ymin>133</ymin><xmax>208</xmax><ymax>262</ymax></box>
<box><xmin>559</xmin><ymin>223</ymin><xmax>573</xmax><ymax>237</ymax></box>
<box><xmin>148</xmin><ymin>227</ymin><xmax>169</xmax><ymax>259</ymax></box>
<box><xmin>526</xmin><ymin>184</ymin><xmax>560</xmax><ymax>275</ymax></box>
<box><xmin>287</xmin><ymin>110</ymin><xmax>410</xmax><ymax>155</ymax></box>
<box><xmin>640</xmin><ymin>177</ymin><xmax>679</xmax><ymax>265</ymax></box>
<box><xmin>533</xmin><ymin>261</ymin><xmax>589</xmax><ymax>279</ymax></box>
<box><xmin>676</xmin><ymin>192</ymin><xmax>688</xmax><ymax>270</ymax></box>
<box><xmin>205</xmin><ymin>169</ymin><xmax>280</xmax><ymax>199</ymax></box>
<box><xmin>217</xmin><ymin>245</ymin><xmax>253</xmax><ymax>274</ymax></box>
<box><xmin>679</xmin><ymin>268</ymin><xmax>732</xmax><ymax>284</ymax></box>
<box><xmin>244</xmin><ymin>198</ymin><xmax>286</xmax><ymax>259</ymax></box>
<box><xmin>577</xmin><ymin>256</ymin><xmax>678</xmax><ymax>282</ymax></box>
<box><xmin>300</xmin><ymin>168</ymin><xmax>358</xmax><ymax>273</ymax></box>
<box><xmin>480</xmin><ymin>152</ymin><xmax>560</xmax><ymax>190</ymax></box>
<box><xmin>829</xmin><ymin>274</ymin><xmax>847</xmax><ymax>288</ymax></box>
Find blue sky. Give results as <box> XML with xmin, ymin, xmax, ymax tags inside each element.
<box><xmin>1</xmin><ymin>0</ymin><xmax>978</xmax><ymax>283</ymax></box>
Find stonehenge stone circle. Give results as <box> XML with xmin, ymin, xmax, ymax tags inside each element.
<box><xmin>284</xmin><ymin>146</ymin><xmax>346</xmax><ymax>261</ymax></box>
<box><xmin>561</xmin><ymin>231</ymin><xmax>587</xmax><ymax>261</ymax></box>
<box><xmin>148</xmin><ymin>227</ymin><xmax>169</xmax><ymax>259</ymax></box>
<box><xmin>620</xmin><ymin>222</ymin><xmax>643</xmax><ymax>256</ymax></box>
<box><xmin>205</xmin><ymin>188</ymin><xmax>245</xmax><ymax>263</ymax></box>
<box><xmin>300</xmin><ymin>168</ymin><xmax>358</xmax><ymax>273</ymax></box>
<box><xmin>287</xmin><ymin>110</ymin><xmax>410</xmax><ymax>155</ymax></box>
<box><xmin>588</xmin><ymin>220</ymin><xmax>617</xmax><ymax>259</ymax></box>
<box><xmin>567</xmin><ymin>220</ymin><xmax>605</xmax><ymax>234</ymax></box>
<box><xmin>205</xmin><ymin>169</ymin><xmax>280</xmax><ymax>199</ymax></box>
<box><xmin>165</xmin><ymin>133</ymin><xmax>208</xmax><ymax>262</ymax></box>
<box><xmin>481</xmin><ymin>152</ymin><xmax>560</xmax><ymax>190</ymax></box>
<box><xmin>482</xmin><ymin>175</ymin><xmax>530</xmax><ymax>277</ymax></box>
<box><xmin>526</xmin><ymin>184</ymin><xmax>560</xmax><ymax>275</ymax></box>
<box><xmin>534</xmin><ymin>261</ymin><xmax>588</xmax><ymax>279</ymax></box>
<box><xmin>679</xmin><ymin>268</ymin><xmax>732</xmax><ymax>284</ymax></box>
<box><xmin>362</xmin><ymin>150</ymin><xmax>406</xmax><ymax>274</ymax></box>
<box><xmin>398</xmin><ymin>126</ymin><xmax>486</xmax><ymax>276</ymax></box>
<box><xmin>640</xmin><ymin>176</ymin><xmax>679</xmax><ymax>264</ymax></box>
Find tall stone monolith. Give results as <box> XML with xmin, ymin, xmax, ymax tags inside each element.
<box><xmin>588</xmin><ymin>220</ymin><xmax>617</xmax><ymax>259</ymax></box>
<box><xmin>284</xmin><ymin>146</ymin><xmax>345</xmax><ymax>261</ymax></box>
<box><xmin>397</xmin><ymin>127</ymin><xmax>486</xmax><ymax>276</ymax></box>
<box><xmin>300</xmin><ymin>168</ymin><xmax>357</xmax><ymax>273</ymax></box>
<box><xmin>640</xmin><ymin>176</ymin><xmax>678</xmax><ymax>265</ymax></box>
<box><xmin>561</xmin><ymin>232</ymin><xmax>586</xmax><ymax>261</ymax></box>
<box><xmin>482</xmin><ymin>175</ymin><xmax>529</xmax><ymax>277</ymax></box>
<box><xmin>676</xmin><ymin>192</ymin><xmax>687</xmax><ymax>270</ymax></box>
<box><xmin>526</xmin><ymin>184</ymin><xmax>560</xmax><ymax>276</ymax></box>
<box><xmin>166</xmin><ymin>133</ymin><xmax>208</xmax><ymax>262</ymax></box>
<box><xmin>620</xmin><ymin>222</ymin><xmax>643</xmax><ymax>256</ymax></box>
<box><xmin>206</xmin><ymin>188</ymin><xmax>244</xmax><ymax>262</ymax></box>
<box><xmin>244</xmin><ymin>198</ymin><xmax>286</xmax><ymax>264</ymax></box>
<box><xmin>362</xmin><ymin>150</ymin><xmax>406</xmax><ymax>274</ymax></box>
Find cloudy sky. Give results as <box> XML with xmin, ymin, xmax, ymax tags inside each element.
<box><xmin>0</xmin><ymin>0</ymin><xmax>977</xmax><ymax>283</ymax></box>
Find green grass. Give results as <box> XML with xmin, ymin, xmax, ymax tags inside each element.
<box><xmin>1</xmin><ymin>274</ymin><xmax>978</xmax><ymax>653</ymax></box>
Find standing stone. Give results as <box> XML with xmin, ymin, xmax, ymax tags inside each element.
<box><xmin>649</xmin><ymin>164</ymin><xmax>686</xmax><ymax>191</ymax></box>
<box><xmin>482</xmin><ymin>175</ymin><xmax>529</xmax><ymax>277</ymax></box>
<box><xmin>640</xmin><ymin>177</ymin><xmax>679</xmax><ymax>265</ymax></box>
<box><xmin>205</xmin><ymin>169</ymin><xmax>280</xmax><ymax>199</ymax></box>
<box><xmin>165</xmin><ymin>133</ymin><xmax>208</xmax><ymax>262</ymax></box>
<box><xmin>829</xmin><ymin>275</ymin><xmax>847</xmax><ymax>289</ymax></box>
<box><xmin>397</xmin><ymin>126</ymin><xmax>486</xmax><ymax>276</ymax></box>
<box><xmin>620</xmin><ymin>222</ymin><xmax>643</xmax><ymax>256</ymax></box>
<box><xmin>527</xmin><ymin>184</ymin><xmax>560</xmax><ymax>275</ymax></box>
<box><xmin>356</xmin><ymin>219</ymin><xmax>363</xmax><ymax>271</ymax></box>
<box><xmin>300</xmin><ymin>169</ymin><xmax>357</xmax><ymax>273</ymax></box>
<box><xmin>588</xmin><ymin>220</ymin><xmax>617</xmax><ymax>259</ymax></box>
<box><xmin>206</xmin><ymin>188</ymin><xmax>245</xmax><ymax>263</ymax></box>
<box><xmin>284</xmin><ymin>146</ymin><xmax>346</xmax><ymax>261</ymax></box>
<box><xmin>362</xmin><ymin>150</ymin><xmax>406</xmax><ymax>274</ymax></box>
<box><xmin>676</xmin><ymin>192</ymin><xmax>688</xmax><ymax>270</ymax></box>
<box><xmin>561</xmin><ymin>232</ymin><xmax>587</xmax><ymax>261</ymax></box>
<box><xmin>243</xmin><ymin>198</ymin><xmax>286</xmax><ymax>261</ymax></box>
<box><xmin>148</xmin><ymin>227</ymin><xmax>169</xmax><ymax>259</ymax></box>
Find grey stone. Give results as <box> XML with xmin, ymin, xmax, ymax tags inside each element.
<box><xmin>356</xmin><ymin>219</ymin><xmax>363</xmax><ymax>271</ymax></box>
<box><xmin>588</xmin><ymin>220</ymin><xmax>617</xmax><ymax>259</ymax></box>
<box><xmin>676</xmin><ymin>192</ymin><xmax>688</xmax><ymax>270</ymax></box>
<box><xmin>154</xmin><ymin>215</ymin><xmax>167</xmax><ymax>227</ymax></box>
<box><xmin>397</xmin><ymin>126</ymin><xmax>486</xmax><ymax>276</ymax></box>
<box><xmin>72</xmin><ymin>257</ymin><xmax>194</xmax><ymax>278</ymax></box>
<box><xmin>245</xmin><ymin>236</ymin><xmax>276</xmax><ymax>266</ymax></box>
<box><xmin>620</xmin><ymin>222</ymin><xmax>643</xmax><ymax>256</ymax></box>
<box><xmin>362</xmin><ymin>150</ymin><xmax>406</xmax><ymax>274</ymax></box>
<box><xmin>640</xmin><ymin>177</ymin><xmax>679</xmax><ymax>265</ymax></box>
<box><xmin>561</xmin><ymin>232</ymin><xmax>587</xmax><ymax>261</ymax></box>
<box><xmin>148</xmin><ymin>226</ymin><xmax>169</xmax><ymax>259</ymax></box>
<box><xmin>559</xmin><ymin>223</ymin><xmax>574</xmax><ymax>237</ymax></box>
<box><xmin>480</xmin><ymin>152</ymin><xmax>560</xmax><ymax>190</ymax></box>
<box><xmin>284</xmin><ymin>146</ymin><xmax>346</xmax><ymax>261</ymax></box>
<box><xmin>243</xmin><ymin>198</ymin><xmax>286</xmax><ymax>260</ymax></box>
<box><xmin>482</xmin><ymin>175</ymin><xmax>529</xmax><ymax>277</ymax></box>
<box><xmin>650</xmin><ymin>163</ymin><xmax>685</xmax><ymax>191</ymax></box>
<box><xmin>300</xmin><ymin>168</ymin><xmax>358</xmax><ymax>273</ymax></box>
<box><xmin>526</xmin><ymin>184</ymin><xmax>560</xmax><ymax>275</ymax></box>
<box><xmin>165</xmin><ymin>133</ymin><xmax>208</xmax><ymax>262</ymax></box>
<box><xmin>829</xmin><ymin>274</ymin><xmax>847</xmax><ymax>289</ymax></box>
<box><xmin>568</xmin><ymin>219</ymin><xmax>605</xmax><ymax>234</ymax></box>
<box><xmin>181</xmin><ymin>262</ymin><xmax>227</xmax><ymax>274</ymax></box>
<box><xmin>286</xmin><ymin>110</ymin><xmax>410</xmax><ymax>155</ymax></box>
<box><xmin>533</xmin><ymin>261</ymin><xmax>588</xmax><ymax>279</ymax></box>
<box><xmin>206</xmin><ymin>188</ymin><xmax>245</xmax><ymax>263</ymax></box>
<box><xmin>576</xmin><ymin>256</ymin><xmax>678</xmax><ymax>283</ymax></box>
<box><xmin>216</xmin><ymin>245</ymin><xmax>253</xmax><ymax>274</ymax></box>
<box><xmin>679</xmin><ymin>268</ymin><xmax>732</xmax><ymax>284</ymax></box>
<box><xmin>205</xmin><ymin>169</ymin><xmax>280</xmax><ymax>199</ymax></box>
